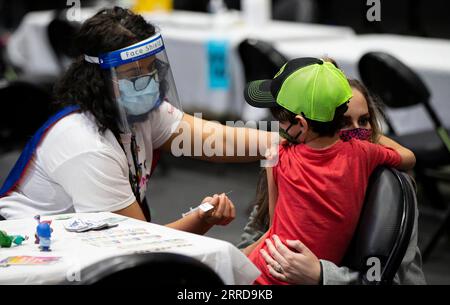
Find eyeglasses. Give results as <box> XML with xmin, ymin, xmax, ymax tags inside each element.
<box><xmin>119</xmin><ymin>59</ymin><xmax>170</xmax><ymax>91</ymax></box>
<box><xmin>128</xmin><ymin>70</ymin><xmax>159</xmax><ymax>91</ymax></box>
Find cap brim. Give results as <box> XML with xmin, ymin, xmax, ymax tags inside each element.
<box><xmin>244</xmin><ymin>80</ymin><xmax>278</xmax><ymax>108</ymax></box>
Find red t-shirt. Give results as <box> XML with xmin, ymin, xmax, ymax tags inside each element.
<box><xmin>248</xmin><ymin>139</ymin><xmax>401</xmax><ymax>285</ymax></box>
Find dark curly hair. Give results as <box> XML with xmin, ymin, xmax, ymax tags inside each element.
<box><xmin>53</xmin><ymin>7</ymin><xmax>156</xmax><ymax>137</ymax></box>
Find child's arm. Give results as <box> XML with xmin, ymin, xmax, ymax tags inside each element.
<box><xmin>377</xmin><ymin>135</ymin><xmax>416</xmax><ymax>171</ymax></box>
<box><xmin>266</xmin><ymin>167</ymin><xmax>278</xmax><ymax>226</ymax></box>
<box><xmin>242</xmin><ymin>168</ymin><xmax>278</xmax><ymax>256</ymax></box>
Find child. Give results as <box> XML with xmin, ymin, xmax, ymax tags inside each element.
<box><xmin>237</xmin><ymin>78</ymin><xmax>385</xmax><ymax>250</ymax></box>
<box><xmin>243</xmin><ymin>57</ymin><xmax>416</xmax><ymax>285</ymax></box>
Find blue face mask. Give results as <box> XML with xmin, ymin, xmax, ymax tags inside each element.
<box><xmin>118</xmin><ymin>77</ymin><xmax>161</xmax><ymax>116</ymax></box>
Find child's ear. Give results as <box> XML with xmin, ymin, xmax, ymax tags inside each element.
<box><xmin>295</xmin><ymin>115</ymin><xmax>308</xmax><ymax>131</ymax></box>
<box><xmin>295</xmin><ymin>115</ymin><xmax>309</xmax><ymax>143</ymax></box>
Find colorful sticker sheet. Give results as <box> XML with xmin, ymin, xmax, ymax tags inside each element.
<box><xmin>0</xmin><ymin>256</ymin><xmax>61</xmax><ymax>267</ymax></box>
<box><xmin>78</xmin><ymin>227</ymin><xmax>192</xmax><ymax>252</ymax></box>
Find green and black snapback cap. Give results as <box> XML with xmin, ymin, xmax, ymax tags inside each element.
<box><xmin>244</xmin><ymin>57</ymin><xmax>353</xmax><ymax>122</ymax></box>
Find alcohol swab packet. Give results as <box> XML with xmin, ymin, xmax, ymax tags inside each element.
<box><xmin>64</xmin><ymin>218</ymin><xmax>90</xmax><ymax>232</ymax></box>
<box><xmin>64</xmin><ymin>218</ymin><xmax>118</xmax><ymax>232</ymax></box>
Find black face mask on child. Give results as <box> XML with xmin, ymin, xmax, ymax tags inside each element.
<box><xmin>279</xmin><ymin>122</ymin><xmax>302</xmax><ymax>144</ymax></box>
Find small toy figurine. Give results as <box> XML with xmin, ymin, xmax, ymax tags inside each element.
<box><xmin>0</xmin><ymin>230</ymin><xmax>28</xmax><ymax>248</ymax></box>
<box><xmin>34</xmin><ymin>215</ymin><xmax>53</xmax><ymax>251</ymax></box>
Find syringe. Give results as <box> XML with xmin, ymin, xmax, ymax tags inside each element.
<box><xmin>181</xmin><ymin>191</ymin><xmax>233</xmax><ymax>217</ymax></box>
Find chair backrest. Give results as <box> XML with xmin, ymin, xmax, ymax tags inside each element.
<box><xmin>0</xmin><ymin>81</ymin><xmax>52</xmax><ymax>152</ymax></box>
<box><xmin>343</xmin><ymin>167</ymin><xmax>416</xmax><ymax>284</ymax></box>
<box><xmin>358</xmin><ymin>51</ymin><xmax>449</xmax><ymax>140</ymax></box>
<box><xmin>47</xmin><ymin>10</ymin><xmax>80</xmax><ymax>68</ymax></box>
<box><xmin>238</xmin><ymin>39</ymin><xmax>288</xmax><ymax>83</ymax></box>
<box><xmin>359</xmin><ymin>52</ymin><xmax>430</xmax><ymax>109</ymax></box>
<box><xmin>71</xmin><ymin>252</ymin><xmax>224</xmax><ymax>285</ymax></box>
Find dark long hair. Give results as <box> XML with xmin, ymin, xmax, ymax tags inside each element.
<box><xmin>53</xmin><ymin>7</ymin><xmax>156</xmax><ymax>137</ymax></box>
<box><xmin>348</xmin><ymin>79</ymin><xmax>384</xmax><ymax>143</ymax></box>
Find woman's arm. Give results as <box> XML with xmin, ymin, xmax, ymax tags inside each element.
<box><xmin>160</xmin><ymin>113</ymin><xmax>278</xmax><ymax>162</ymax></box>
<box><xmin>114</xmin><ymin>201</ymin><xmax>147</xmax><ymax>221</ymax></box>
<box><xmin>114</xmin><ymin>194</ymin><xmax>235</xmax><ymax>235</ymax></box>
<box><xmin>377</xmin><ymin>135</ymin><xmax>416</xmax><ymax>170</ymax></box>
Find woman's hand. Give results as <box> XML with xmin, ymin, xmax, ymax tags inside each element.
<box><xmin>165</xmin><ymin>193</ymin><xmax>235</xmax><ymax>235</ymax></box>
<box><xmin>260</xmin><ymin>235</ymin><xmax>321</xmax><ymax>285</ymax></box>
<box><xmin>198</xmin><ymin>193</ymin><xmax>236</xmax><ymax>226</ymax></box>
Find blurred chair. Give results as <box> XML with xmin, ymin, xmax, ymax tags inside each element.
<box><xmin>238</xmin><ymin>38</ymin><xmax>288</xmax><ymax>82</ymax></box>
<box><xmin>47</xmin><ymin>10</ymin><xmax>81</xmax><ymax>73</ymax></box>
<box><xmin>238</xmin><ymin>38</ymin><xmax>288</xmax><ymax>123</ymax></box>
<box><xmin>358</xmin><ymin>51</ymin><xmax>450</xmax><ymax>260</ymax></box>
<box><xmin>343</xmin><ymin>167</ymin><xmax>416</xmax><ymax>284</ymax></box>
<box><xmin>0</xmin><ymin>81</ymin><xmax>52</xmax><ymax>153</ymax></box>
<box><xmin>71</xmin><ymin>252</ymin><xmax>224</xmax><ymax>285</ymax></box>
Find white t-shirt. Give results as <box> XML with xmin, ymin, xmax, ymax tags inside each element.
<box><xmin>0</xmin><ymin>101</ymin><xmax>182</xmax><ymax>219</ymax></box>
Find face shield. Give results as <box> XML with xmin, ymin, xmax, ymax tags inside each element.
<box><xmin>84</xmin><ymin>32</ymin><xmax>182</xmax><ymax>133</ymax></box>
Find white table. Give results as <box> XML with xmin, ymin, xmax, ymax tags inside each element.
<box><xmin>276</xmin><ymin>34</ymin><xmax>450</xmax><ymax>135</ymax></box>
<box><xmin>0</xmin><ymin>212</ymin><xmax>259</xmax><ymax>284</ymax></box>
<box><xmin>7</xmin><ymin>9</ymin><xmax>354</xmax><ymax>119</ymax></box>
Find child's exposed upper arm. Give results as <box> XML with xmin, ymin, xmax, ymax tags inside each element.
<box><xmin>266</xmin><ymin>167</ymin><xmax>278</xmax><ymax>226</ymax></box>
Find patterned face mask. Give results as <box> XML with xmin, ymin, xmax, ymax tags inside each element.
<box><xmin>339</xmin><ymin>128</ymin><xmax>372</xmax><ymax>142</ymax></box>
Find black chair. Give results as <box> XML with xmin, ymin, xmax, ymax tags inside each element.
<box><xmin>47</xmin><ymin>10</ymin><xmax>81</xmax><ymax>73</ymax></box>
<box><xmin>238</xmin><ymin>38</ymin><xmax>288</xmax><ymax>124</ymax></box>
<box><xmin>343</xmin><ymin>167</ymin><xmax>416</xmax><ymax>285</ymax></box>
<box><xmin>358</xmin><ymin>51</ymin><xmax>450</xmax><ymax>260</ymax></box>
<box><xmin>0</xmin><ymin>81</ymin><xmax>52</xmax><ymax>153</ymax></box>
<box><xmin>70</xmin><ymin>252</ymin><xmax>224</xmax><ymax>285</ymax></box>
<box><xmin>238</xmin><ymin>38</ymin><xmax>288</xmax><ymax>83</ymax></box>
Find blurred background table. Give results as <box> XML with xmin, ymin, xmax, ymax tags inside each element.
<box><xmin>0</xmin><ymin>212</ymin><xmax>259</xmax><ymax>284</ymax></box>
<box><xmin>6</xmin><ymin>9</ymin><xmax>354</xmax><ymax>118</ymax></box>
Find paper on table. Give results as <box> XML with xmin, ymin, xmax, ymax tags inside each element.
<box><xmin>0</xmin><ymin>256</ymin><xmax>61</xmax><ymax>267</ymax></box>
<box><xmin>77</xmin><ymin>227</ymin><xmax>192</xmax><ymax>252</ymax></box>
